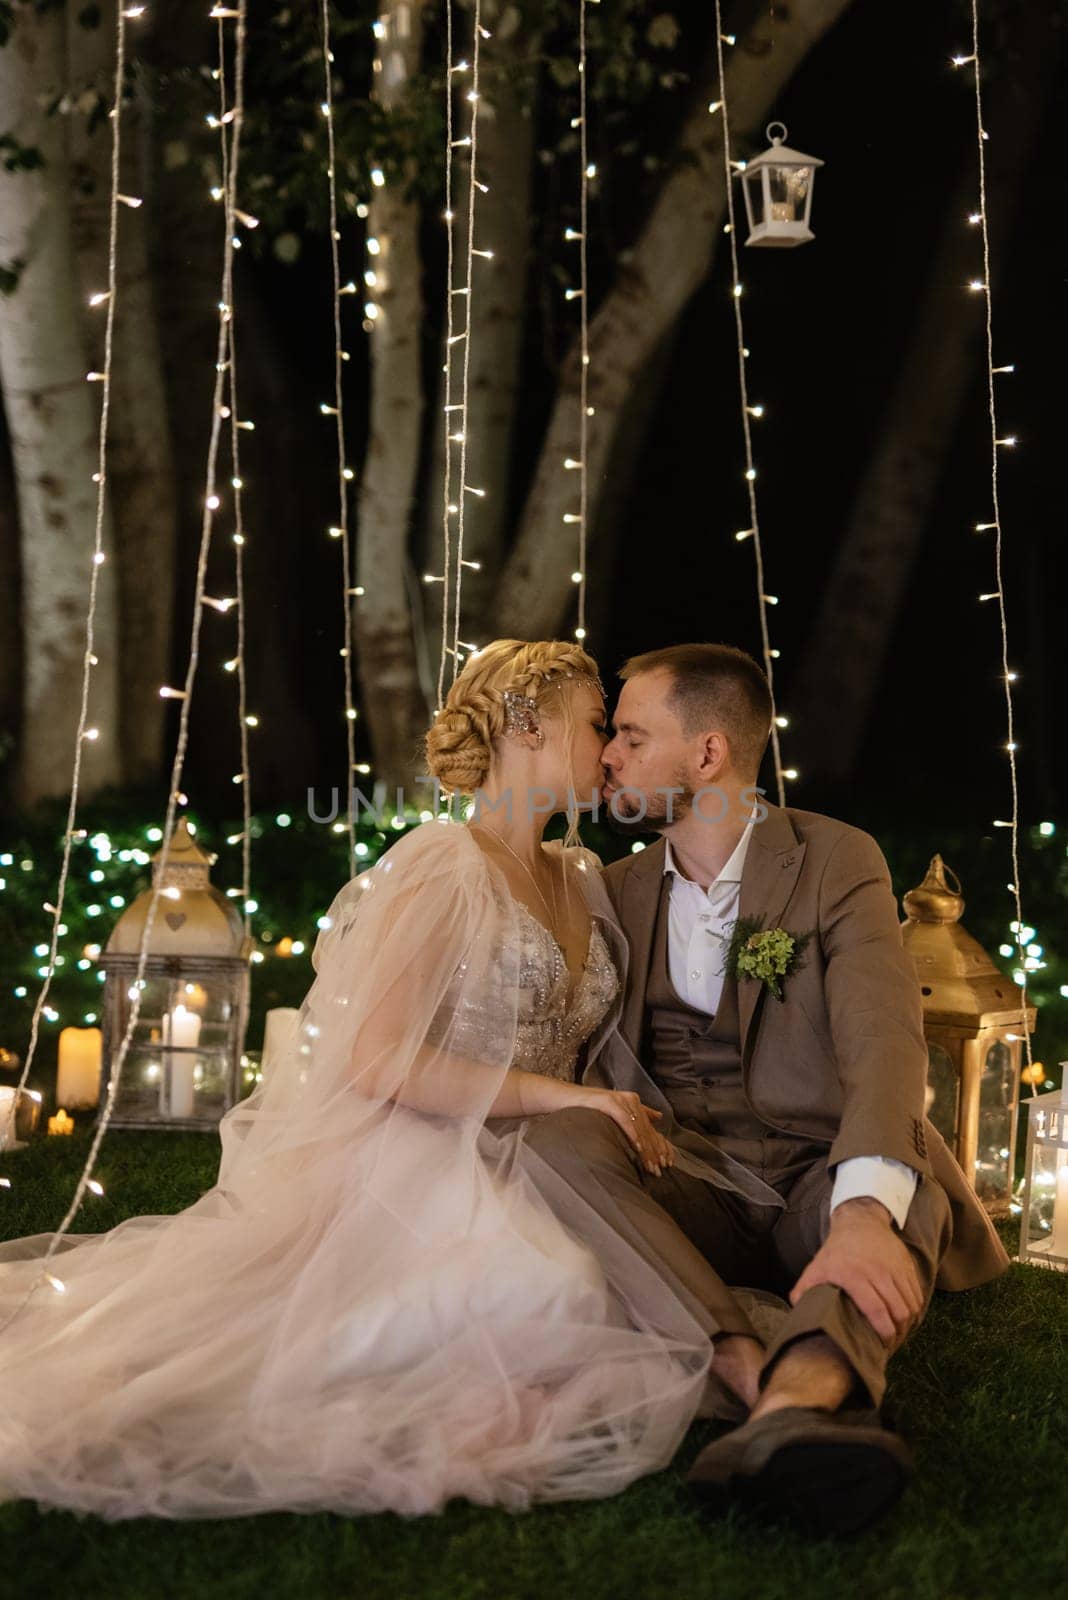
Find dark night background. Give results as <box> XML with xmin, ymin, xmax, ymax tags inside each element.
<box><xmin>154</xmin><ymin>0</ymin><xmax>1065</xmax><ymax>846</ymax></box>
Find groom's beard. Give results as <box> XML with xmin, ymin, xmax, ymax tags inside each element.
<box><xmin>602</xmin><ymin>774</ymin><xmax>695</xmax><ymax>838</ymax></box>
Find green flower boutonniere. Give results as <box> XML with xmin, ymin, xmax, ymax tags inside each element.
<box><xmin>721</xmin><ymin>915</ymin><xmax>814</xmax><ymax>1003</ymax></box>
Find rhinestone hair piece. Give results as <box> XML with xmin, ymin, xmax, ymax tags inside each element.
<box><xmin>502</xmin><ymin>669</ymin><xmax>605</xmax><ymax>740</ymax></box>
<box><xmin>503</xmin><ymin>690</ymin><xmax>541</xmax><ymax>739</ymax></box>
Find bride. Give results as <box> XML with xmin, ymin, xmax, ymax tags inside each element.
<box><xmin>0</xmin><ymin>638</ymin><xmax>746</xmax><ymax>1521</ymax></box>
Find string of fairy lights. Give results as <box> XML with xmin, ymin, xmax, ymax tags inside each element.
<box><xmin>428</xmin><ymin>0</ymin><xmax>490</xmax><ymax>703</ymax></box>
<box><xmin>569</xmin><ymin>0</ymin><xmax>593</xmax><ymax>644</ymax></box>
<box><xmin>434</xmin><ymin>0</ymin><xmax>458</xmax><ymax>711</ymax></box>
<box><xmin>1</xmin><ymin>3</ymin><xmax>1058</xmax><ymax>1289</ymax></box>
<box><xmin>953</xmin><ymin>7</ymin><xmax>1038</xmax><ymax>1095</ymax></box>
<box><xmin>215</xmin><ymin>8</ymin><xmax>255</xmax><ymax>933</ymax></box>
<box><xmin>709</xmin><ymin>6</ymin><xmax>790</xmax><ymax>809</ymax></box>
<box><xmin>0</xmin><ymin>4</ymin><xmax>133</xmax><ymax>1161</ymax></box>
<box><xmin>319</xmin><ymin>0</ymin><xmax>359</xmax><ymax>878</ymax></box>
<box><xmin>0</xmin><ymin>1</ymin><xmax>251</xmax><ymax>1329</ymax></box>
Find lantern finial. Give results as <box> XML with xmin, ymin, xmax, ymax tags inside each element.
<box><xmin>152</xmin><ymin>816</ymin><xmax>215</xmax><ymax>893</ymax></box>
<box><xmin>902</xmin><ymin>855</ymin><xmax>965</xmax><ymax>925</ymax></box>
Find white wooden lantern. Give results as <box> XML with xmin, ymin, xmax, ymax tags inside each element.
<box><xmin>100</xmin><ymin>818</ymin><xmax>252</xmax><ymax>1129</ymax></box>
<box><xmin>1018</xmin><ymin>1083</ymin><xmax>1068</xmax><ymax>1271</ymax></box>
<box><xmin>741</xmin><ymin>122</ymin><xmax>824</xmax><ymax>248</ymax></box>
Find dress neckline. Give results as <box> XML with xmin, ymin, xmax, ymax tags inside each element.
<box><xmin>514</xmin><ymin>900</ymin><xmax>596</xmax><ymax>1005</ymax></box>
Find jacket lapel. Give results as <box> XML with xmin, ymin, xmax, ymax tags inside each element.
<box><xmin>736</xmin><ymin>803</ymin><xmax>806</xmax><ymax>1064</ymax></box>
<box><xmin>618</xmin><ymin>837</ymin><xmax>666</xmax><ymax>1057</ymax></box>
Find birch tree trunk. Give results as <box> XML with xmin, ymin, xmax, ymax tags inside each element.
<box><xmin>353</xmin><ymin>0</ymin><xmax>429</xmax><ymax>788</ymax></box>
<box><xmin>0</xmin><ymin>412</ymin><xmax>20</xmax><ymax>791</ymax></box>
<box><xmin>68</xmin><ymin>0</ymin><xmax>177</xmax><ymax>789</ymax></box>
<box><xmin>494</xmin><ymin>0</ymin><xmax>855</xmax><ymax>638</ymax></box>
<box><xmin>418</xmin><ymin>0</ymin><xmax>538</xmax><ymax>649</ymax></box>
<box><xmin>789</xmin><ymin>6</ymin><xmax>1058</xmax><ymax>785</ymax></box>
<box><xmin>0</xmin><ymin>2</ymin><xmax>121</xmax><ymax>808</ymax></box>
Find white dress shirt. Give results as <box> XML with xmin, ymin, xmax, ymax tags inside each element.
<box><xmin>661</xmin><ymin>820</ymin><xmax>917</xmax><ymax>1231</ymax></box>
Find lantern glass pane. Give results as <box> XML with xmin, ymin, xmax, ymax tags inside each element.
<box><xmin>767</xmin><ymin>163</ymin><xmax>812</xmax><ymax>224</ymax></box>
<box><xmin>976</xmin><ymin>1039</ymin><xmax>1014</xmax><ymax>1200</ymax></box>
<box><xmin>1025</xmin><ymin>1142</ymin><xmax>1068</xmax><ymax>1267</ymax></box>
<box><xmin>743</xmin><ymin>170</ymin><xmax>765</xmax><ymax>229</ymax></box>
<box><xmin>103</xmin><ymin>958</ymin><xmax>248</xmax><ymax>1127</ymax></box>
<box><xmin>925</xmin><ymin>1041</ymin><xmax>959</xmax><ymax>1145</ymax></box>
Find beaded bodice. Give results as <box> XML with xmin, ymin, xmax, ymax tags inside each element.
<box><xmin>510</xmin><ymin>904</ymin><xmax>619</xmax><ymax>1080</ymax></box>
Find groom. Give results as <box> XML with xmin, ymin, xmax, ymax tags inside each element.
<box><xmin>524</xmin><ymin>642</ymin><xmax>1009</xmax><ymax>1535</ymax></box>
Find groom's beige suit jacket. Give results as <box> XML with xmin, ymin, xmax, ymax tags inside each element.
<box><xmin>601</xmin><ymin>801</ymin><xmax>1009</xmax><ymax>1293</ymax></box>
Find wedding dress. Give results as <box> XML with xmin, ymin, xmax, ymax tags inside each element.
<box><xmin>0</xmin><ymin>822</ymin><xmax>733</xmax><ymax>1520</ymax></box>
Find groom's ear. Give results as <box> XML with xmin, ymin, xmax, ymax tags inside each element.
<box><xmin>695</xmin><ymin>730</ymin><xmax>728</xmax><ymax>779</ymax></box>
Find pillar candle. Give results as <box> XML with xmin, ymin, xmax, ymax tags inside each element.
<box><xmin>262</xmin><ymin>1008</ymin><xmax>299</xmax><ymax>1082</ymax></box>
<box><xmin>57</xmin><ymin>1027</ymin><xmax>103</xmax><ymax>1109</ymax></box>
<box><xmin>160</xmin><ymin>1004</ymin><xmax>201</xmax><ymax>1119</ymax></box>
<box><xmin>0</xmin><ymin>1086</ymin><xmax>15</xmax><ymax>1150</ymax></box>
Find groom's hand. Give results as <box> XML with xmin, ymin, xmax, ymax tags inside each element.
<box><xmin>788</xmin><ymin>1196</ymin><xmax>923</xmax><ymax>1346</ymax></box>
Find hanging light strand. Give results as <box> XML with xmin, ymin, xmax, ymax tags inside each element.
<box><xmin>0</xmin><ymin>1</ymin><xmax>250</xmax><ymax>1332</ymax></box>
<box><xmin>320</xmin><ymin>0</ymin><xmax>357</xmax><ymax>877</ymax></box>
<box><xmin>449</xmin><ymin>0</ymin><xmax>486</xmax><ymax>684</ymax></box>
<box><xmin>217</xmin><ymin>14</ymin><xmax>254</xmax><ymax>924</ymax></box>
<box><xmin>436</xmin><ymin>0</ymin><xmax>458</xmax><ymax>710</ymax></box>
<box><xmin>711</xmin><ymin>3</ymin><xmax>787</xmax><ymax>807</ymax></box>
<box><xmin>575</xmin><ymin>0</ymin><xmax>590</xmax><ymax>641</ymax></box>
<box><xmin>957</xmin><ymin>5</ymin><xmax>1035</xmax><ymax>1093</ymax></box>
<box><xmin>1</xmin><ymin>6</ymin><xmax>132</xmax><ymax>1154</ymax></box>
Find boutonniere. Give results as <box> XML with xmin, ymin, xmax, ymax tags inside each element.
<box><xmin>721</xmin><ymin>915</ymin><xmax>814</xmax><ymax>1002</ymax></box>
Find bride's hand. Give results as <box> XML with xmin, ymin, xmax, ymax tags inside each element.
<box><xmin>577</xmin><ymin>1088</ymin><xmax>676</xmax><ymax>1177</ymax></box>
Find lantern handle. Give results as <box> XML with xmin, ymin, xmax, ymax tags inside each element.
<box><xmin>766</xmin><ymin>121</ymin><xmax>788</xmax><ymax>146</ymax></box>
<box><xmin>941</xmin><ymin>860</ymin><xmax>963</xmax><ymax>896</ymax></box>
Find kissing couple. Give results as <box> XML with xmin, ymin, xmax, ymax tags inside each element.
<box><xmin>0</xmin><ymin>639</ymin><xmax>1007</xmax><ymax>1533</ymax></box>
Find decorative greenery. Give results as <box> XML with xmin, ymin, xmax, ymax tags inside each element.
<box><xmin>721</xmin><ymin>915</ymin><xmax>815</xmax><ymax>1003</ymax></box>
<box><xmin>0</xmin><ymin>792</ymin><xmax>408</xmax><ymax>1096</ymax></box>
<box><xmin>1</xmin><ymin>801</ymin><xmax>1064</xmax><ymax>1112</ymax></box>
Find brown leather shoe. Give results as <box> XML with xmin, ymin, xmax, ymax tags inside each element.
<box><xmin>687</xmin><ymin>1404</ymin><xmax>913</xmax><ymax>1537</ymax></box>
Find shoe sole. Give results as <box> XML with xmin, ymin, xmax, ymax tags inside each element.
<box><xmin>692</xmin><ymin>1432</ymin><xmax>912</xmax><ymax>1538</ymax></box>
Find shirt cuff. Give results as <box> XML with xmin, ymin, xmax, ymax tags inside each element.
<box><xmin>830</xmin><ymin>1156</ymin><xmax>918</xmax><ymax>1231</ymax></box>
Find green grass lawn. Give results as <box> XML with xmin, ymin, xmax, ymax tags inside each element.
<box><xmin>1</xmin><ymin>1124</ymin><xmax>1065</xmax><ymax>1600</ymax></box>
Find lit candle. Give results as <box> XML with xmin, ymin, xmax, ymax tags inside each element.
<box><xmin>57</xmin><ymin>1026</ymin><xmax>103</xmax><ymax>1109</ymax></box>
<box><xmin>161</xmin><ymin>1004</ymin><xmax>201</xmax><ymax>1119</ymax></box>
<box><xmin>262</xmin><ymin>1007</ymin><xmax>299</xmax><ymax>1081</ymax></box>
<box><xmin>48</xmin><ymin>1107</ymin><xmax>75</xmax><ymax>1136</ymax></box>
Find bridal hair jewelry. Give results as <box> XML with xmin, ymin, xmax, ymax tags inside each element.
<box><xmin>503</xmin><ymin>690</ymin><xmax>544</xmax><ymax>744</ymax></box>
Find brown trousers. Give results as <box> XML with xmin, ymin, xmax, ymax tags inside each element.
<box><xmin>521</xmin><ymin>1106</ymin><xmax>953</xmax><ymax>1408</ymax></box>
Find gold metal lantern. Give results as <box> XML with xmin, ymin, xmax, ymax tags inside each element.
<box><xmin>99</xmin><ymin>818</ymin><xmax>253</xmax><ymax>1129</ymax></box>
<box><xmin>901</xmin><ymin>854</ymin><xmax>1035</xmax><ymax>1216</ymax></box>
<box><xmin>740</xmin><ymin>122</ymin><xmax>824</xmax><ymax>248</ymax></box>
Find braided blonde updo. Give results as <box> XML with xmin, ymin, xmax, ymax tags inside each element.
<box><xmin>424</xmin><ymin>639</ymin><xmax>602</xmax><ymax>796</ymax></box>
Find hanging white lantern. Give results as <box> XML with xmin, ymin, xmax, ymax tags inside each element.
<box><xmin>740</xmin><ymin>122</ymin><xmax>824</xmax><ymax>248</ymax></box>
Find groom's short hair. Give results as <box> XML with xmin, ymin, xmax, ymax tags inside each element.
<box><xmin>619</xmin><ymin>643</ymin><xmax>772</xmax><ymax>780</ymax></box>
